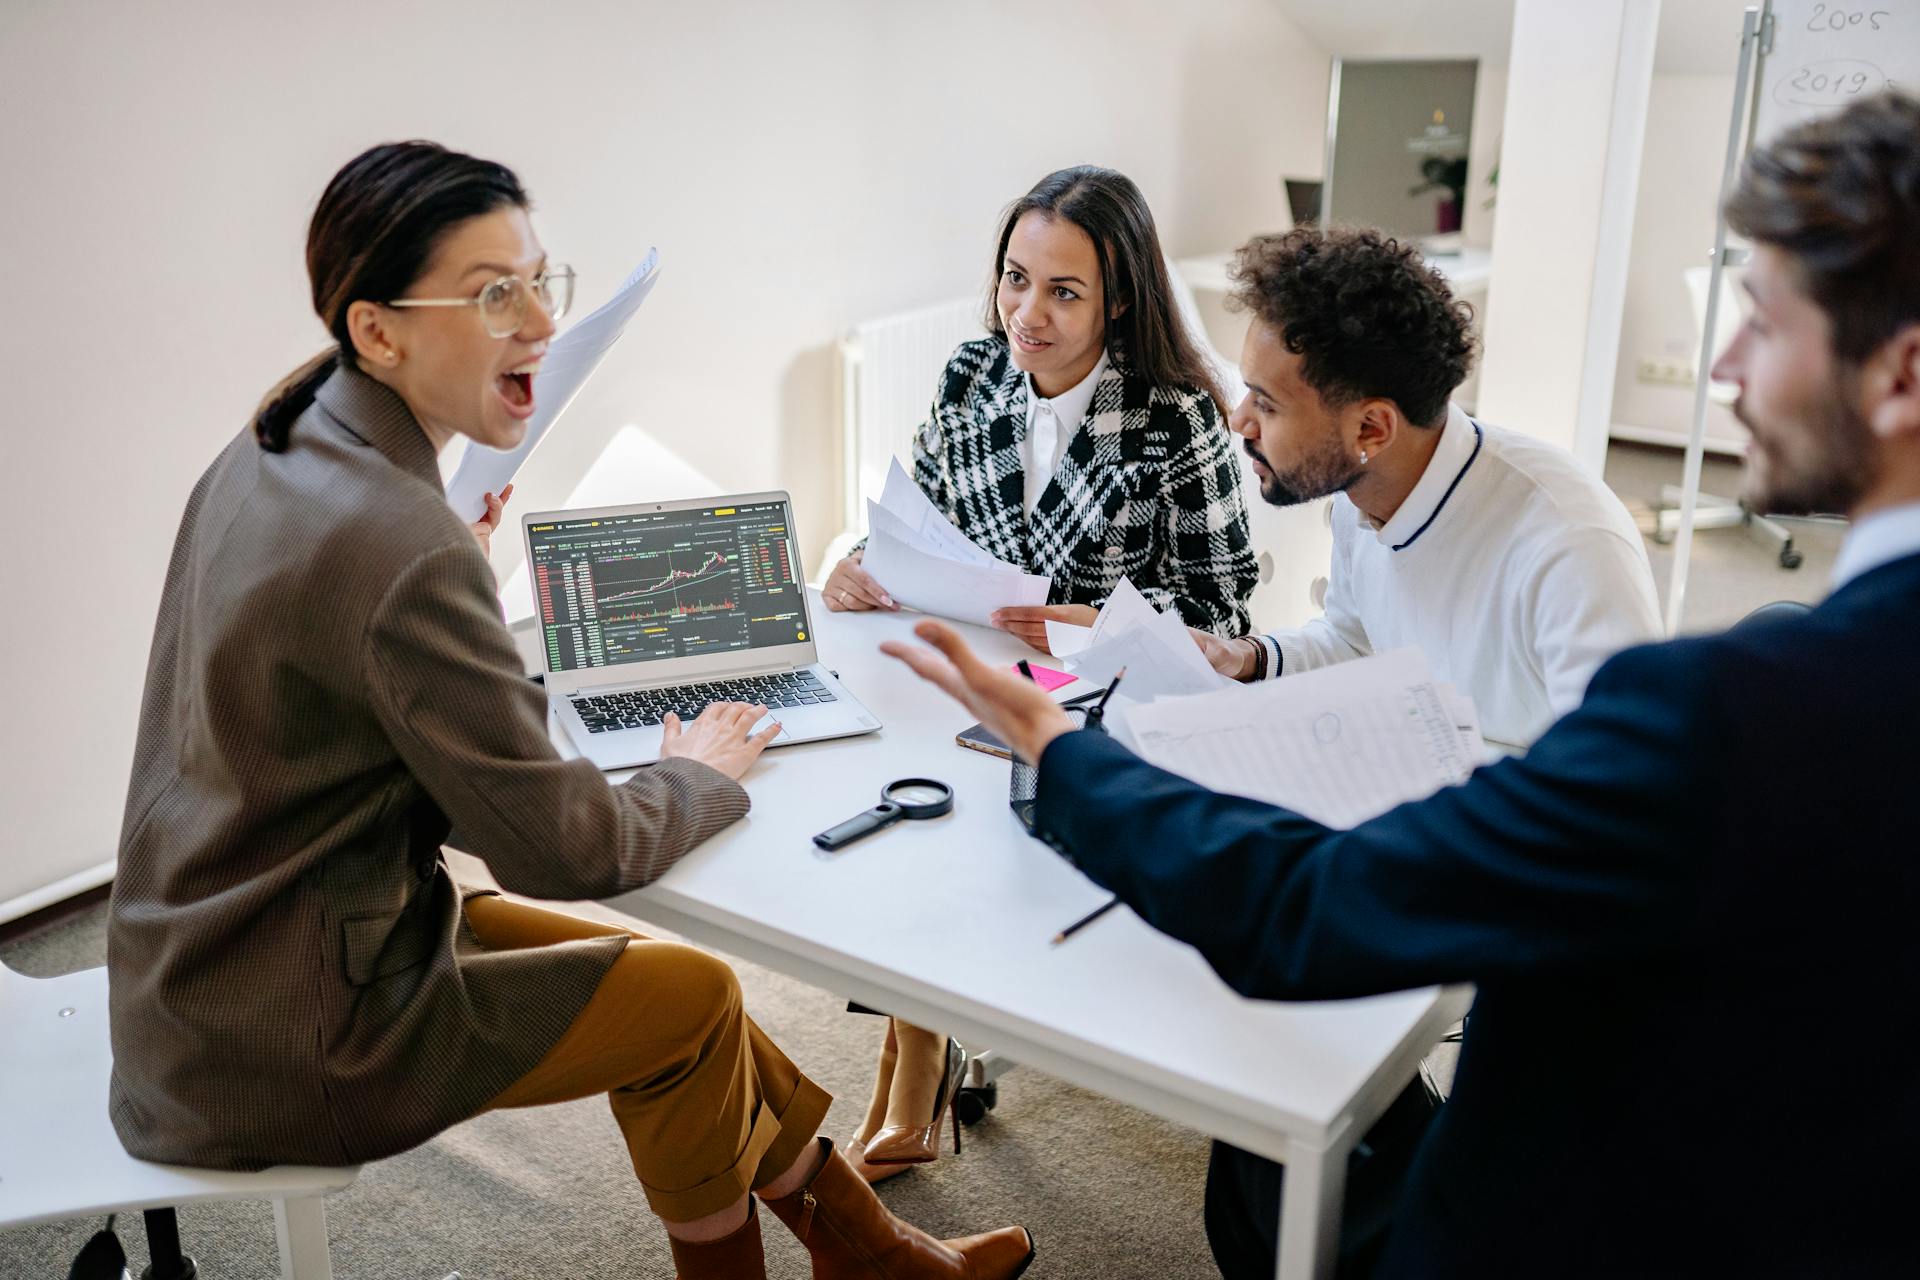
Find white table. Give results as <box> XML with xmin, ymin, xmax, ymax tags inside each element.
<box><xmin>1175</xmin><ymin>246</ymin><xmax>1493</xmax><ymax>299</ymax></box>
<box><xmin>564</xmin><ymin>594</ymin><xmax>1469</xmax><ymax>1280</ymax></box>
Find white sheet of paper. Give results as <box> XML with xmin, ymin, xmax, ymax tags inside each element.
<box><xmin>877</xmin><ymin>459</ymin><xmax>1017</xmax><ymax>569</ymax></box>
<box><xmin>445</xmin><ymin>250</ymin><xmax>662</xmax><ymax>521</ymax></box>
<box><xmin>1433</xmin><ymin>683</ymin><xmax>1500</xmax><ymax>765</ymax></box>
<box><xmin>1115</xmin><ymin>648</ymin><xmax>1477</xmax><ymax>829</ymax></box>
<box><xmin>1044</xmin><ymin>620</ymin><xmax>1095</xmax><ymax>657</ymax></box>
<box><xmin>1068</xmin><ymin>625</ymin><xmax>1232</xmax><ymax>705</ymax></box>
<box><xmin>1085</xmin><ymin>576</ymin><xmax>1163</xmax><ymax>647</ymax></box>
<box><xmin>1059</xmin><ymin>575</ymin><xmax>1226</xmax><ymax>700</ymax></box>
<box><xmin>862</xmin><ymin>500</ymin><xmax>1050</xmax><ymax>626</ymax></box>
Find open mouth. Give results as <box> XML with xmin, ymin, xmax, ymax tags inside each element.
<box><xmin>496</xmin><ymin>360</ymin><xmax>541</xmax><ymax>418</ymax></box>
<box><xmin>1010</xmin><ymin>326</ymin><xmax>1051</xmax><ymax>353</ymax></box>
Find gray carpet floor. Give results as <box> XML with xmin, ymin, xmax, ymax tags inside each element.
<box><xmin>1601</xmin><ymin>441</ymin><xmax>1845</xmax><ymax>631</ymax></box>
<box><xmin>1</xmin><ymin>898</ymin><xmax>1218</xmax><ymax>1279</ymax></box>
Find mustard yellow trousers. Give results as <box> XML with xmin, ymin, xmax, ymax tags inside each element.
<box><xmin>471</xmin><ymin>895</ymin><xmax>832</xmax><ymax>1222</ymax></box>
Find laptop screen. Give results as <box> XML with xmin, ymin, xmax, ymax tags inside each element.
<box><xmin>526</xmin><ymin>499</ymin><xmax>811</xmax><ymax>673</ymax></box>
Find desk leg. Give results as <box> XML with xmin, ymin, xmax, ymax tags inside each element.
<box><xmin>274</xmin><ymin>1193</ymin><xmax>334</xmax><ymax>1280</ymax></box>
<box><xmin>1276</xmin><ymin>1138</ymin><xmax>1346</xmax><ymax>1280</ymax></box>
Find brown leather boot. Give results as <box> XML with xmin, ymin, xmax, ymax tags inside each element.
<box><xmin>763</xmin><ymin>1138</ymin><xmax>1034</xmax><ymax>1279</ymax></box>
<box><xmin>668</xmin><ymin>1199</ymin><xmax>767</xmax><ymax>1279</ymax></box>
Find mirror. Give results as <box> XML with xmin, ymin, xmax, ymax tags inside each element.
<box><xmin>1324</xmin><ymin>59</ymin><xmax>1479</xmax><ymax>245</ymax></box>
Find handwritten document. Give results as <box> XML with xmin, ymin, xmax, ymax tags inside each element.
<box><xmin>445</xmin><ymin>250</ymin><xmax>662</xmax><ymax>522</ymax></box>
<box><xmin>1116</xmin><ymin>648</ymin><xmax>1478</xmax><ymax>829</ymax></box>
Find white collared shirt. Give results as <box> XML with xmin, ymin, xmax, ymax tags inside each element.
<box><xmin>1831</xmin><ymin>501</ymin><xmax>1920</xmax><ymax>590</ymax></box>
<box><xmin>1256</xmin><ymin>404</ymin><xmax>1663</xmax><ymax>748</ymax></box>
<box><xmin>1022</xmin><ymin>351</ymin><xmax>1108</xmax><ymax>516</ymax></box>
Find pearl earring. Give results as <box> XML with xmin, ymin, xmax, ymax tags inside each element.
<box><xmin>384</xmin><ymin>349</ymin><xmax>397</xmax><ymax>364</ymax></box>
<box><xmin>1358</xmin><ymin>450</ymin><xmax>1369</xmax><ymax>464</ymax></box>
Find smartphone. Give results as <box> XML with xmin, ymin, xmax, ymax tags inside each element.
<box><xmin>954</xmin><ymin>688</ymin><xmax>1104</xmax><ymax>760</ymax></box>
<box><xmin>955</xmin><ymin>721</ymin><xmax>1014</xmax><ymax>760</ymax></box>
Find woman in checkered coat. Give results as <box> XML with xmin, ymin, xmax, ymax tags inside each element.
<box><xmin>825</xmin><ymin>167</ymin><xmax>1260</xmax><ymax>1181</ymax></box>
<box><xmin>826</xmin><ymin>165</ymin><xmax>1259</xmax><ymax>650</ymax></box>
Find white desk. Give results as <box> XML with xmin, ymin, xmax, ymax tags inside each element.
<box><xmin>1175</xmin><ymin>246</ymin><xmax>1493</xmax><ymax>299</ymax></box>
<box><xmin>562</xmin><ymin>594</ymin><xmax>1468</xmax><ymax>1280</ymax></box>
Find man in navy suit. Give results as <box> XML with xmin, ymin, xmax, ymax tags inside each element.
<box><xmin>883</xmin><ymin>92</ymin><xmax>1920</xmax><ymax>1277</ymax></box>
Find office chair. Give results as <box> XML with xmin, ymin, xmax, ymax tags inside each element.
<box><xmin>1736</xmin><ymin>599</ymin><xmax>1813</xmax><ymax>629</ymax></box>
<box><xmin>0</xmin><ymin>963</ymin><xmax>359</xmax><ymax>1280</ymax></box>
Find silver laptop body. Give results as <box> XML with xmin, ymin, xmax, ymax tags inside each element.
<box><xmin>522</xmin><ymin>491</ymin><xmax>880</xmax><ymax>770</ymax></box>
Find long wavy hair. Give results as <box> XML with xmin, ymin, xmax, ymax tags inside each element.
<box><xmin>982</xmin><ymin>166</ymin><xmax>1226</xmax><ymax>413</ymax></box>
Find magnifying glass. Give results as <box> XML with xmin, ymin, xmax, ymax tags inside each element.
<box><xmin>812</xmin><ymin>778</ymin><xmax>955</xmax><ymax>852</ymax></box>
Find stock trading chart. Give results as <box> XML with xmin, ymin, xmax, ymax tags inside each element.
<box><xmin>528</xmin><ymin>501</ymin><xmax>808</xmax><ymax>672</ymax></box>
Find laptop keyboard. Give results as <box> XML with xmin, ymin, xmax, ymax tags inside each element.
<box><xmin>572</xmin><ymin>670</ymin><xmax>837</xmax><ymax>734</ymax></box>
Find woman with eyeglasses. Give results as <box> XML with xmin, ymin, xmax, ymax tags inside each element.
<box><xmin>822</xmin><ymin>166</ymin><xmax>1259</xmax><ymax>1185</ymax></box>
<box><xmin>106</xmin><ymin>141</ymin><xmax>1033</xmax><ymax>1280</ymax></box>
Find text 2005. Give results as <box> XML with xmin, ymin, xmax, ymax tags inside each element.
<box><xmin>1805</xmin><ymin>6</ymin><xmax>1891</xmax><ymax>31</ymax></box>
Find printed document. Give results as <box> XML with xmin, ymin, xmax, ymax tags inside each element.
<box><xmin>1060</xmin><ymin>578</ymin><xmax>1233</xmax><ymax>703</ymax></box>
<box><xmin>860</xmin><ymin>461</ymin><xmax>1050</xmax><ymax>626</ymax></box>
<box><xmin>445</xmin><ymin>250</ymin><xmax>662</xmax><ymax>522</ymax></box>
<box><xmin>1115</xmin><ymin>648</ymin><xmax>1478</xmax><ymax>829</ymax></box>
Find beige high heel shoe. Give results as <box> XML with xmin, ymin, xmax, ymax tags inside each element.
<box><xmin>863</xmin><ymin>1032</ymin><xmax>967</xmax><ymax>1166</ymax></box>
<box><xmin>843</xmin><ymin>1019</ymin><xmax>911</xmax><ymax>1184</ymax></box>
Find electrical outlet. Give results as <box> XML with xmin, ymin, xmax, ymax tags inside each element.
<box><xmin>1636</xmin><ymin>357</ymin><xmax>1695</xmax><ymax>388</ymax></box>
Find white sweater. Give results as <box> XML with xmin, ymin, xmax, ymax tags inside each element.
<box><xmin>1255</xmin><ymin>405</ymin><xmax>1662</xmax><ymax>748</ymax></box>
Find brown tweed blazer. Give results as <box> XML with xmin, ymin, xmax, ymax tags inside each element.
<box><xmin>106</xmin><ymin>366</ymin><xmax>749</xmax><ymax>1170</ymax></box>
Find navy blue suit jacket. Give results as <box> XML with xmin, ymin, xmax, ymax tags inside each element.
<box><xmin>1032</xmin><ymin>552</ymin><xmax>1920</xmax><ymax>1277</ymax></box>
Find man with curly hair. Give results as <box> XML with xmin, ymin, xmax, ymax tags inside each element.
<box><xmin>883</xmin><ymin>91</ymin><xmax>1920</xmax><ymax>1277</ymax></box>
<box><xmin>1189</xmin><ymin>226</ymin><xmax>1661</xmax><ymax>749</ymax></box>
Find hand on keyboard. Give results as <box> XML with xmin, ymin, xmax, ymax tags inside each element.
<box><xmin>659</xmin><ymin>702</ymin><xmax>782</xmax><ymax>780</ymax></box>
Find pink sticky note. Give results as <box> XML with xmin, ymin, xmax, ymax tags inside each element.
<box><xmin>1015</xmin><ymin>663</ymin><xmax>1078</xmax><ymax>691</ymax></box>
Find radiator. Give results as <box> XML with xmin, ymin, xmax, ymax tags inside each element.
<box><xmin>835</xmin><ymin>296</ymin><xmax>985</xmax><ymax>547</ymax></box>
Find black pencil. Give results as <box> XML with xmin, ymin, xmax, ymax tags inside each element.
<box><xmin>1051</xmin><ymin>896</ymin><xmax>1120</xmax><ymax>946</ymax></box>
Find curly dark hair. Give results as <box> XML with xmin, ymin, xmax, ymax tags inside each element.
<box><xmin>1228</xmin><ymin>227</ymin><xmax>1476</xmax><ymax>428</ymax></box>
<box><xmin>1725</xmin><ymin>91</ymin><xmax>1920</xmax><ymax>364</ymax></box>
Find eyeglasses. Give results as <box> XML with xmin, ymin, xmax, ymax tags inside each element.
<box><xmin>386</xmin><ymin>264</ymin><xmax>576</xmax><ymax>338</ymax></box>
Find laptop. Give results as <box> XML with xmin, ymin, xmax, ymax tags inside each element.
<box><xmin>522</xmin><ymin>492</ymin><xmax>881</xmax><ymax>770</ymax></box>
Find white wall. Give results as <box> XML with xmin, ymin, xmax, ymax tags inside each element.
<box><xmin>0</xmin><ymin>0</ymin><xmax>1331</xmax><ymax>918</ymax></box>
<box><xmin>1476</xmin><ymin>0</ymin><xmax>1659</xmax><ymax>470</ymax></box>
<box><xmin>1609</xmin><ymin>71</ymin><xmax>1748</xmax><ymax>452</ymax></box>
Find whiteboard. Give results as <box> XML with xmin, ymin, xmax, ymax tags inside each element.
<box><xmin>1755</xmin><ymin>1</ymin><xmax>1917</xmax><ymax>144</ymax></box>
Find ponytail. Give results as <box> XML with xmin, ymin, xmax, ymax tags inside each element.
<box><xmin>252</xmin><ymin>347</ymin><xmax>340</xmax><ymax>453</ymax></box>
<box><xmin>257</xmin><ymin>140</ymin><xmax>530</xmax><ymax>453</ymax></box>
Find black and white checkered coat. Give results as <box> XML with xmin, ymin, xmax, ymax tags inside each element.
<box><xmin>904</xmin><ymin>336</ymin><xmax>1257</xmax><ymax>636</ymax></box>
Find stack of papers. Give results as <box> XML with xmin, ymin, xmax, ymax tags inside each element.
<box><xmin>1050</xmin><ymin>579</ymin><xmax>1233</xmax><ymax>703</ymax></box>
<box><xmin>1114</xmin><ymin>647</ymin><xmax>1480</xmax><ymax>829</ymax></box>
<box><xmin>861</xmin><ymin>460</ymin><xmax>1050</xmax><ymax>626</ymax></box>
<box><xmin>446</xmin><ymin>250</ymin><xmax>663</xmax><ymax>522</ymax></box>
